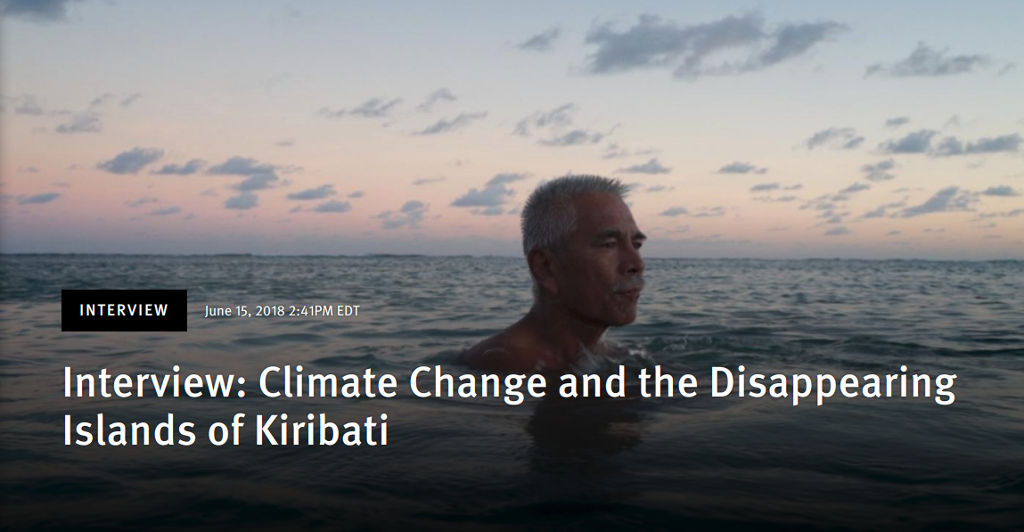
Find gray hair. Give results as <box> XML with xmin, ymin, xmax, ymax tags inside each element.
<box><xmin>521</xmin><ymin>174</ymin><xmax>629</xmax><ymax>255</ymax></box>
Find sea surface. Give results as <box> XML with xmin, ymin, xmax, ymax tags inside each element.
<box><xmin>1</xmin><ymin>255</ymin><xmax>1022</xmax><ymax>530</ymax></box>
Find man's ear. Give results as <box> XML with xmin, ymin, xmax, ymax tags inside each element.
<box><xmin>527</xmin><ymin>248</ymin><xmax>559</xmax><ymax>296</ymax></box>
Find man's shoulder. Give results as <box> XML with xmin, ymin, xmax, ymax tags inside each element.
<box><xmin>461</xmin><ymin>332</ymin><xmax>520</xmax><ymax>372</ymax></box>
<box><xmin>461</xmin><ymin>325</ymin><xmax>550</xmax><ymax>373</ymax></box>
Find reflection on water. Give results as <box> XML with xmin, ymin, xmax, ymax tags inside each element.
<box><xmin>527</xmin><ymin>396</ymin><xmax>647</xmax><ymax>475</ymax></box>
<box><xmin>1</xmin><ymin>255</ymin><xmax>1023</xmax><ymax>529</ymax></box>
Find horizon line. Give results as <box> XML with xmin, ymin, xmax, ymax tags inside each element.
<box><xmin>1</xmin><ymin>252</ymin><xmax>1021</xmax><ymax>263</ymax></box>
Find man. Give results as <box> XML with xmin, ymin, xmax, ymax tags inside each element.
<box><xmin>463</xmin><ymin>175</ymin><xmax>646</xmax><ymax>373</ymax></box>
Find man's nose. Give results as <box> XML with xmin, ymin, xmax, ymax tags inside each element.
<box><xmin>623</xmin><ymin>243</ymin><xmax>644</xmax><ymax>275</ymax></box>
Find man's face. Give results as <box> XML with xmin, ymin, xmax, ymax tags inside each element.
<box><xmin>551</xmin><ymin>192</ymin><xmax>646</xmax><ymax>327</ymax></box>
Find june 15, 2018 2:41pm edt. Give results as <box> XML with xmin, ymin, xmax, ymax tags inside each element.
<box><xmin>203</xmin><ymin>304</ymin><xmax>360</xmax><ymax>318</ymax></box>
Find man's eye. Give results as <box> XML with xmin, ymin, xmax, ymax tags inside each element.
<box><xmin>633</xmin><ymin>241</ymin><xmax>643</xmax><ymax>250</ymax></box>
<box><xmin>601</xmin><ymin>241</ymin><xmax>617</xmax><ymax>248</ymax></box>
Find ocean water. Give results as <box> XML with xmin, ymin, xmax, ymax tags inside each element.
<box><xmin>1</xmin><ymin>255</ymin><xmax>1022</xmax><ymax>529</ymax></box>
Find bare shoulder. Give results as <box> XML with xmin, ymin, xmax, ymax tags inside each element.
<box><xmin>460</xmin><ymin>321</ymin><xmax>550</xmax><ymax>373</ymax></box>
<box><xmin>461</xmin><ymin>334</ymin><xmax>516</xmax><ymax>371</ymax></box>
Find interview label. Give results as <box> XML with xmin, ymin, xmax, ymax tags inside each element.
<box><xmin>62</xmin><ymin>290</ymin><xmax>188</xmax><ymax>331</ymax></box>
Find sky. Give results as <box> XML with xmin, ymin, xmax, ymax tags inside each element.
<box><xmin>1</xmin><ymin>0</ymin><xmax>1022</xmax><ymax>258</ymax></box>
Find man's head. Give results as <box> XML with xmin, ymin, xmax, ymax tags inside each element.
<box><xmin>521</xmin><ymin>175</ymin><xmax>646</xmax><ymax>326</ymax></box>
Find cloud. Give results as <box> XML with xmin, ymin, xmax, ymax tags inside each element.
<box><xmin>983</xmin><ymin>186</ymin><xmax>1020</xmax><ymax>197</ymax></box>
<box><xmin>518</xmin><ymin>27</ymin><xmax>561</xmax><ymax>51</ymax></box>
<box><xmin>313</xmin><ymin>200</ymin><xmax>351</xmax><ymax>213</ymax></box>
<box><xmin>878</xmin><ymin>131</ymin><xmax>1021</xmax><ymax>156</ymax></box>
<box><xmin>17</xmin><ymin>192</ymin><xmax>60</xmax><ymax>205</ymax></box>
<box><xmin>861</xmin><ymin>200</ymin><xmax>906</xmax><ymax>219</ymax></box>
<box><xmin>56</xmin><ymin>113</ymin><xmax>101</xmax><ymax>133</ymax></box>
<box><xmin>755</xmin><ymin>21</ymin><xmax>846</xmax><ymax>70</ymax></box>
<box><xmin>287</xmin><ymin>185</ymin><xmax>335</xmax><ymax>200</ymax></box>
<box><xmin>514</xmin><ymin>103</ymin><xmax>577</xmax><ymax>136</ymax></box>
<box><xmin>318</xmin><ymin>97</ymin><xmax>401</xmax><ymax>119</ymax></box>
<box><xmin>152</xmin><ymin>159</ymin><xmax>205</xmax><ymax>175</ymax></box>
<box><xmin>750</xmin><ymin>182</ymin><xmax>779</xmax><ymax>192</ymax></box>
<box><xmin>619</xmin><ymin>158</ymin><xmax>671</xmax><ymax>174</ymax></box>
<box><xmin>125</xmin><ymin>196</ymin><xmax>158</xmax><ymax>208</ymax></box>
<box><xmin>487</xmin><ymin>173</ymin><xmax>527</xmax><ymax>186</ymax></box>
<box><xmin>825</xmin><ymin>226</ymin><xmax>850</xmax><ymax>236</ymax></box>
<box><xmin>8</xmin><ymin>95</ymin><xmax>43</xmax><ymax>115</ymax></box>
<box><xmin>207</xmin><ymin>156</ymin><xmax>276</xmax><ymax>176</ymax></box>
<box><xmin>148</xmin><ymin>206</ymin><xmax>181</xmax><ymax>216</ymax></box>
<box><xmin>233</xmin><ymin>173</ymin><xmax>278</xmax><ymax>191</ymax></box>
<box><xmin>413</xmin><ymin>177</ymin><xmax>445</xmax><ymax>186</ymax></box>
<box><xmin>416</xmin><ymin>88</ymin><xmax>457</xmax><ymax>112</ymax></box>
<box><xmin>584</xmin><ymin>13</ymin><xmax>845</xmax><ymax>80</ymax></box>
<box><xmin>97</xmin><ymin>147</ymin><xmax>163</xmax><ymax>174</ymax></box>
<box><xmin>806</xmin><ymin>127</ymin><xmax>863</xmax><ymax>149</ymax></box>
<box><xmin>660</xmin><ymin>206</ymin><xmax>689</xmax><ymax>217</ymax></box>
<box><xmin>877</xmin><ymin>129</ymin><xmax>938</xmax><ymax>154</ymax></box>
<box><xmin>348</xmin><ymin>190</ymin><xmax>364</xmax><ymax>198</ymax></box>
<box><xmin>861</xmin><ymin>159</ymin><xmax>896</xmax><ymax>181</ymax></box>
<box><xmin>514</xmin><ymin>105</ymin><xmax>614</xmax><ymax>146</ymax></box>
<box><xmin>840</xmin><ymin>182</ymin><xmax>870</xmax><ymax>194</ymax></box>
<box><xmin>659</xmin><ymin>224</ymin><xmax>689</xmax><ymax>235</ymax></box>
<box><xmin>451</xmin><ymin>173</ymin><xmax>526</xmax><ymax>211</ymax></box>
<box><xmin>350</xmin><ymin>97</ymin><xmax>402</xmax><ymax>118</ymax></box>
<box><xmin>753</xmin><ymin>195</ymin><xmax>799</xmax><ymax>203</ymax></box>
<box><xmin>472</xmin><ymin>206</ymin><xmax>506</xmax><ymax>216</ymax></box>
<box><xmin>90</xmin><ymin>93</ymin><xmax>115</xmax><ymax>107</ymax></box>
<box><xmin>866</xmin><ymin>43</ymin><xmax>991</xmax><ymax>77</ymax></box>
<box><xmin>452</xmin><ymin>184</ymin><xmax>514</xmax><ymax>207</ymax></box>
<box><xmin>276</xmin><ymin>163</ymin><xmax>303</xmax><ymax>174</ymax></box>
<box><xmin>974</xmin><ymin>206</ymin><xmax>1024</xmax><ymax>216</ymax></box>
<box><xmin>415</xmin><ymin>112</ymin><xmax>486</xmax><ymax>135</ymax></box>
<box><xmin>717</xmin><ymin>161</ymin><xmax>767</xmax><ymax>174</ymax></box>
<box><xmin>602</xmin><ymin>143</ymin><xmax>630</xmax><ymax>159</ymax></box>
<box><xmin>377</xmin><ymin>200</ymin><xmax>428</xmax><ymax>229</ymax></box>
<box><xmin>975</xmin><ymin>208</ymin><xmax>1024</xmax><ymax>219</ymax></box>
<box><xmin>693</xmin><ymin>206</ymin><xmax>726</xmax><ymax>217</ymax></box>
<box><xmin>225</xmin><ymin>192</ymin><xmax>258</xmax><ymax>210</ymax></box>
<box><xmin>120</xmin><ymin>93</ymin><xmax>142</xmax><ymax>107</ymax></box>
<box><xmin>540</xmin><ymin>129</ymin><xmax>605</xmax><ymax>146</ymax></box>
<box><xmin>932</xmin><ymin>133</ymin><xmax>1022</xmax><ymax>156</ymax></box>
<box><xmin>897</xmin><ymin>186</ymin><xmax>975</xmax><ymax>217</ymax></box>
<box><xmin>1</xmin><ymin>0</ymin><xmax>78</xmax><ymax>22</ymax></box>
<box><xmin>659</xmin><ymin>205</ymin><xmax>724</xmax><ymax>217</ymax></box>
<box><xmin>275</xmin><ymin>138</ymin><xmax>294</xmax><ymax>147</ymax></box>
<box><xmin>800</xmin><ymin>195</ymin><xmax>838</xmax><ymax>213</ymax></box>
<box><xmin>885</xmin><ymin>116</ymin><xmax>910</xmax><ymax>128</ymax></box>
<box><xmin>204</xmin><ymin>157</ymin><xmax>287</xmax><ymax>199</ymax></box>
<box><xmin>821</xmin><ymin>212</ymin><xmax>845</xmax><ymax>224</ymax></box>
